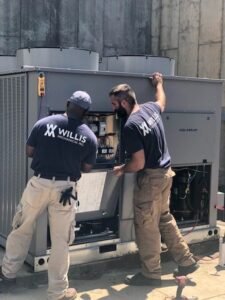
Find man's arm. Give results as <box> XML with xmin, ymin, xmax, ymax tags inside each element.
<box><xmin>26</xmin><ymin>145</ymin><xmax>35</xmax><ymax>158</ymax></box>
<box><xmin>151</xmin><ymin>72</ymin><xmax>166</xmax><ymax>112</ymax></box>
<box><xmin>81</xmin><ymin>163</ymin><xmax>94</xmax><ymax>173</ymax></box>
<box><xmin>81</xmin><ymin>134</ymin><xmax>98</xmax><ymax>173</ymax></box>
<box><xmin>113</xmin><ymin>149</ymin><xmax>145</xmax><ymax>177</ymax></box>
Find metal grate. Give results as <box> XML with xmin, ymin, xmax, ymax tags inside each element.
<box><xmin>0</xmin><ymin>74</ymin><xmax>27</xmax><ymax>241</ymax></box>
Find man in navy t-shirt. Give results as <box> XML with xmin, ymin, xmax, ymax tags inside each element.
<box><xmin>27</xmin><ymin>107</ymin><xmax>97</xmax><ymax>181</ymax></box>
<box><xmin>1</xmin><ymin>91</ymin><xmax>97</xmax><ymax>300</ymax></box>
<box><xmin>109</xmin><ymin>73</ymin><xmax>199</xmax><ymax>286</ymax></box>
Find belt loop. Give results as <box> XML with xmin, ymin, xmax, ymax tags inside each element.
<box><xmin>67</xmin><ymin>177</ymin><xmax>70</xmax><ymax>183</ymax></box>
<box><xmin>74</xmin><ymin>182</ymin><xmax>78</xmax><ymax>201</ymax></box>
<box><xmin>38</xmin><ymin>174</ymin><xmax>41</xmax><ymax>179</ymax></box>
<box><xmin>75</xmin><ymin>182</ymin><xmax>78</xmax><ymax>194</ymax></box>
<box><xmin>52</xmin><ymin>176</ymin><xmax>56</xmax><ymax>182</ymax></box>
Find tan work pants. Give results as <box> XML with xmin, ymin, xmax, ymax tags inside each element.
<box><xmin>2</xmin><ymin>176</ymin><xmax>77</xmax><ymax>300</ymax></box>
<box><xmin>134</xmin><ymin>168</ymin><xmax>196</xmax><ymax>279</ymax></box>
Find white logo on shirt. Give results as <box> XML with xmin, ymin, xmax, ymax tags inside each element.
<box><xmin>44</xmin><ymin>123</ymin><xmax>87</xmax><ymax>145</ymax></box>
<box><xmin>139</xmin><ymin>112</ymin><xmax>160</xmax><ymax>136</ymax></box>
<box><xmin>44</xmin><ymin>124</ymin><xmax>57</xmax><ymax>137</ymax></box>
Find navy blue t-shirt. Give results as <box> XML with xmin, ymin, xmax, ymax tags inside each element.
<box><xmin>27</xmin><ymin>114</ymin><xmax>97</xmax><ymax>180</ymax></box>
<box><xmin>123</xmin><ymin>102</ymin><xmax>171</xmax><ymax>169</ymax></box>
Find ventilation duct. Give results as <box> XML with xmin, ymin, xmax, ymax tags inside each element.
<box><xmin>99</xmin><ymin>55</ymin><xmax>175</xmax><ymax>75</ymax></box>
<box><xmin>17</xmin><ymin>48</ymin><xmax>99</xmax><ymax>71</ymax></box>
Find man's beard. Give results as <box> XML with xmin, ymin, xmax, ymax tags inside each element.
<box><xmin>115</xmin><ymin>106</ymin><xmax>127</xmax><ymax>118</ymax></box>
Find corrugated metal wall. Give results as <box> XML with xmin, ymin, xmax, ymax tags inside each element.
<box><xmin>0</xmin><ymin>0</ymin><xmax>152</xmax><ymax>56</ymax></box>
<box><xmin>0</xmin><ymin>74</ymin><xmax>27</xmax><ymax>238</ymax></box>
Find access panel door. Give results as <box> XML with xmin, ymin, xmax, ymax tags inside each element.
<box><xmin>162</xmin><ymin>112</ymin><xmax>216</xmax><ymax>165</ymax></box>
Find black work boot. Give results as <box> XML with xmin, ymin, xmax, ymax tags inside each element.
<box><xmin>0</xmin><ymin>267</ymin><xmax>16</xmax><ymax>286</ymax></box>
<box><xmin>125</xmin><ymin>272</ymin><xmax>162</xmax><ymax>286</ymax></box>
<box><xmin>173</xmin><ymin>262</ymin><xmax>200</xmax><ymax>277</ymax></box>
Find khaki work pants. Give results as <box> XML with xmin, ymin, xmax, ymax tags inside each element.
<box><xmin>134</xmin><ymin>168</ymin><xmax>196</xmax><ymax>279</ymax></box>
<box><xmin>2</xmin><ymin>176</ymin><xmax>77</xmax><ymax>300</ymax></box>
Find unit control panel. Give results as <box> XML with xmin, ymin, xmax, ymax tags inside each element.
<box><xmin>86</xmin><ymin>113</ymin><xmax>118</xmax><ymax>168</ymax></box>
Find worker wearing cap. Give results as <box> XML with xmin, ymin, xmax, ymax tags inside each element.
<box><xmin>0</xmin><ymin>91</ymin><xmax>97</xmax><ymax>300</ymax></box>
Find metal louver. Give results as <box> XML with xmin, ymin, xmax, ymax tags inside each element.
<box><xmin>0</xmin><ymin>74</ymin><xmax>27</xmax><ymax>243</ymax></box>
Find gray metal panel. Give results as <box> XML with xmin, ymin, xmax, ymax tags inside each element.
<box><xmin>0</xmin><ymin>73</ymin><xmax>27</xmax><ymax>241</ymax></box>
<box><xmin>16</xmin><ymin>48</ymin><xmax>99</xmax><ymax>70</ymax></box>
<box><xmin>28</xmin><ymin>70</ymin><xmax>223</xmax><ymax>114</ymax></box>
<box><xmin>76</xmin><ymin>171</ymin><xmax>121</xmax><ymax>222</ymax></box>
<box><xmin>120</xmin><ymin>173</ymin><xmax>135</xmax><ymax>220</ymax></box>
<box><xmin>162</xmin><ymin>78</ymin><xmax>223</xmax><ymax>113</ymax></box>
<box><xmin>25</xmin><ymin>72</ymin><xmax>49</xmax><ymax>257</ymax></box>
<box><xmin>99</xmin><ymin>56</ymin><xmax>175</xmax><ymax>75</ymax></box>
<box><xmin>163</xmin><ymin>112</ymin><xmax>216</xmax><ymax>165</ymax></box>
<box><xmin>119</xmin><ymin>220</ymin><xmax>135</xmax><ymax>243</ymax></box>
<box><xmin>27</xmin><ymin>72</ymin><xmax>39</xmax><ymax>182</ymax></box>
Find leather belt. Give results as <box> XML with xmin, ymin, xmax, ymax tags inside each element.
<box><xmin>34</xmin><ymin>171</ymin><xmax>77</xmax><ymax>182</ymax></box>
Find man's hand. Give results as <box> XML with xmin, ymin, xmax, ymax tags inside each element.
<box><xmin>150</xmin><ymin>72</ymin><xmax>163</xmax><ymax>87</ymax></box>
<box><xmin>59</xmin><ymin>187</ymin><xmax>77</xmax><ymax>206</ymax></box>
<box><xmin>150</xmin><ymin>72</ymin><xmax>166</xmax><ymax>112</ymax></box>
<box><xmin>113</xmin><ymin>165</ymin><xmax>125</xmax><ymax>177</ymax></box>
<box><xmin>26</xmin><ymin>145</ymin><xmax>35</xmax><ymax>158</ymax></box>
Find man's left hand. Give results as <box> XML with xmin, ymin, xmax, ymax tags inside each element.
<box><xmin>150</xmin><ymin>72</ymin><xmax>163</xmax><ymax>87</ymax></box>
<box><xmin>113</xmin><ymin>165</ymin><xmax>125</xmax><ymax>177</ymax></box>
